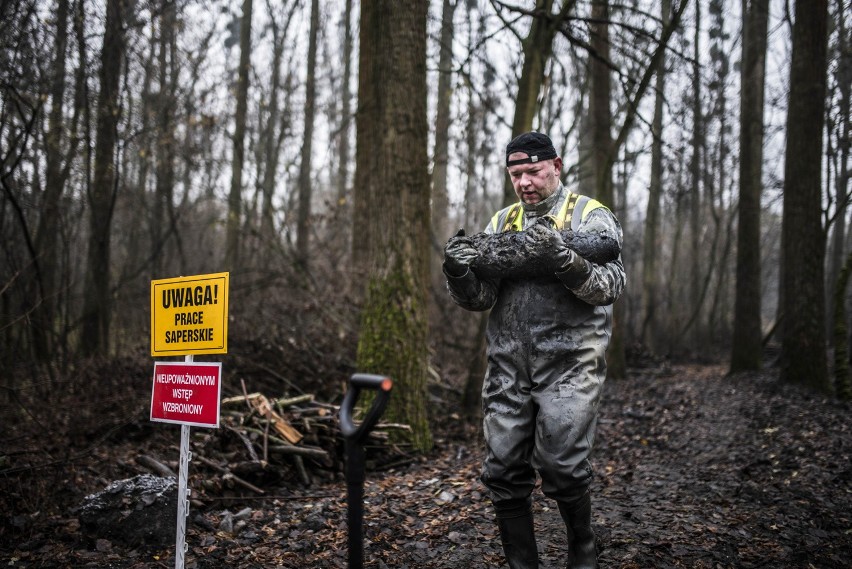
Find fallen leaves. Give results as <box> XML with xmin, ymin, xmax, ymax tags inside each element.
<box><xmin>2</xmin><ymin>364</ymin><xmax>851</xmax><ymax>568</ymax></box>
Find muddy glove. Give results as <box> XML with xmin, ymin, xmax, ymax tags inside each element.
<box><xmin>526</xmin><ymin>218</ymin><xmax>593</xmax><ymax>288</ymax></box>
<box><xmin>444</xmin><ymin>229</ymin><xmax>479</xmax><ymax>277</ymax></box>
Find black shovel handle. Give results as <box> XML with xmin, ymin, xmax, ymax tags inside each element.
<box><xmin>339</xmin><ymin>373</ymin><xmax>393</xmax><ymax>441</ymax></box>
<box><xmin>340</xmin><ymin>373</ymin><xmax>393</xmax><ymax>569</ymax></box>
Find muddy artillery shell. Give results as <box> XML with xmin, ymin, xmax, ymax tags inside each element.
<box><xmin>467</xmin><ymin>230</ymin><xmax>620</xmax><ymax>279</ymax></box>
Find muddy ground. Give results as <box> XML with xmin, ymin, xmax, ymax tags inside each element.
<box><xmin>2</xmin><ymin>362</ymin><xmax>850</xmax><ymax>568</ymax></box>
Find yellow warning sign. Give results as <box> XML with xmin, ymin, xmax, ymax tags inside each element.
<box><xmin>151</xmin><ymin>272</ymin><xmax>229</xmax><ymax>356</ymax></box>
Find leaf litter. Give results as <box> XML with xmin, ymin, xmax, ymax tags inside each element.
<box><xmin>1</xmin><ymin>363</ymin><xmax>850</xmax><ymax>568</ymax></box>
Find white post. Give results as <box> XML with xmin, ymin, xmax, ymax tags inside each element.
<box><xmin>175</xmin><ymin>354</ymin><xmax>193</xmax><ymax>569</ymax></box>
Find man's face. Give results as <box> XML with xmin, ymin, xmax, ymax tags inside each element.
<box><xmin>506</xmin><ymin>153</ymin><xmax>563</xmax><ymax>204</ymax></box>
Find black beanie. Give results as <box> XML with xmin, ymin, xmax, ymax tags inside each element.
<box><xmin>506</xmin><ymin>132</ymin><xmax>558</xmax><ymax>166</ymax></box>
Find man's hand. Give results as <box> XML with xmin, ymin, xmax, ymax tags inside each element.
<box><xmin>444</xmin><ymin>229</ymin><xmax>479</xmax><ymax>277</ymax></box>
<box><xmin>525</xmin><ymin>217</ymin><xmax>564</xmax><ymax>253</ymax></box>
<box><xmin>526</xmin><ymin>218</ymin><xmax>592</xmax><ymax>286</ymax></box>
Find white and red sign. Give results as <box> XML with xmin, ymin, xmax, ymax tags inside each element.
<box><xmin>150</xmin><ymin>362</ymin><xmax>222</xmax><ymax>428</ymax></box>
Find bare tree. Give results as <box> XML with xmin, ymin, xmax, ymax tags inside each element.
<box><xmin>336</xmin><ymin>0</ymin><xmax>354</xmax><ymax>209</ymax></box>
<box><xmin>499</xmin><ymin>0</ymin><xmax>577</xmax><ymax>207</ymax></box>
<box><xmin>31</xmin><ymin>0</ymin><xmax>71</xmax><ymax>361</ymax></box>
<box><xmin>81</xmin><ymin>0</ymin><xmax>127</xmax><ymax>356</ymax></box>
<box><xmin>260</xmin><ymin>0</ymin><xmax>299</xmax><ymax>250</ymax></box>
<box><xmin>641</xmin><ymin>0</ymin><xmax>671</xmax><ymax>352</ymax></box>
<box><xmin>295</xmin><ymin>0</ymin><xmax>319</xmax><ymax>268</ymax></box>
<box><xmin>225</xmin><ymin>0</ymin><xmax>253</xmax><ymax>272</ymax></box>
<box><xmin>153</xmin><ymin>0</ymin><xmax>177</xmax><ymax>277</ymax></box>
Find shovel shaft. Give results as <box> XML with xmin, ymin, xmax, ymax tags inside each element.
<box><xmin>346</xmin><ymin>439</ymin><xmax>366</xmax><ymax>569</ymax></box>
<box><xmin>340</xmin><ymin>373</ymin><xmax>393</xmax><ymax>569</ymax></box>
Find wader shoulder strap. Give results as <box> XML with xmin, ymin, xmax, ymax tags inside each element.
<box><xmin>565</xmin><ymin>194</ymin><xmax>608</xmax><ymax>231</ymax></box>
<box><xmin>489</xmin><ymin>203</ymin><xmax>524</xmax><ymax>233</ymax></box>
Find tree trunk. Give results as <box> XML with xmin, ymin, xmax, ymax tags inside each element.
<box><xmin>31</xmin><ymin>0</ymin><xmax>70</xmax><ymax>360</ymax></box>
<box><xmin>336</xmin><ymin>0</ymin><xmax>354</xmax><ymax>209</ymax></box>
<box><xmin>153</xmin><ymin>0</ymin><xmax>176</xmax><ymax>278</ymax></box>
<box><xmin>431</xmin><ymin>0</ymin><xmax>456</xmax><ymax>250</ymax></box>
<box><xmin>590</xmin><ymin>0</ymin><xmax>612</xmax><ymax>205</ymax></box>
<box><xmin>81</xmin><ymin>0</ymin><xmax>126</xmax><ymax>356</ymax></box>
<box><xmin>430</xmin><ymin>0</ymin><xmax>458</xmax><ymax>391</ymax></box>
<box><xmin>827</xmin><ymin>0</ymin><xmax>851</xmax><ymax>345</ymax></box>
<box><xmin>731</xmin><ymin>0</ymin><xmax>769</xmax><ymax>372</ymax></box>
<box><xmin>688</xmin><ymin>1</ymin><xmax>703</xmax><ymax>350</ymax></box>
<box><xmin>460</xmin><ymin>2</ymin><xmax>487</xmax><ymax>421</ymax></box>
<box><xmin>225</xmin><ymin>0</ymin><xmax>253</xmax><ymax>272</ymax></box>
<box><xmin>587</xmin><ymin>0</ymin><xmax>626</xmax><ymax>379</ymax></box>
<box><xmin>641</xmin><ymin>0</ymin><xmax>670</xmax><ymax>353</ymax></box>
<box><xmin>296</xmin><ymin>0</ymin><xmax>319</xmax><ymax>268</ymax></box>
<box><xmin>833</xmin><ymin>249</ymin><xmax>852</xmax><ymax>400</ymax></box>
<box><xmin>260</xmin><ymin>0</ymin><xmax>298</xmax><ymax>249</ymax></box>
<box><xmin>780</xmin><ymin>0</ymin><xmax>830</xmax><ymax>391</ymax></box>
<box><xmin>354</xmin><ymin>0</ymin><xmax>432</xmax><ymax>452</ymax></box>
<box><xmin>260</xmin><ymin>4</ymin><xmax>284</xmax><ymax>247</ymax></box>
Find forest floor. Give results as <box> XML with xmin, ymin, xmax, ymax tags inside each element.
<box><xmin>2</xmin><ymin>362</ymin><xmax>851</xmax><ymax>568</ymax></box>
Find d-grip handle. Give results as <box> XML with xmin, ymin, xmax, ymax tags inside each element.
<box><xmin>339</xmin><ymin>373</ymin><xmax>393</xmax><ymax>441</ymax></box>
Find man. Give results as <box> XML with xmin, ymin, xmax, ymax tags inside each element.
<box><xmin>443</xmin><ymin>132</ymin><xmax>625</xmax><ymax>569</ymax></box>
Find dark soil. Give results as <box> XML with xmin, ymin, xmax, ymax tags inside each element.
<box><xmin>2</xmin><ymin>363</ymin><xmax>850</xmax><ymax>568</ymax></box>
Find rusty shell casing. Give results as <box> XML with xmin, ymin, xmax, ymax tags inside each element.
<box><xmin>466</xmin><ymin>230</ymin><xmax>620</xmax><ymax>279</ymax></box>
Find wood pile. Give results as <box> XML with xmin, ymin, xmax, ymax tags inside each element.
<box><xmin>135</xmin><ymin>389</ymin><xmax>413</xmax><ymax>499</ymax></box>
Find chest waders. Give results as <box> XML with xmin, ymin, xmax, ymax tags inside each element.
<box><xmin>483</xmin><ymin>190</ymin><xmax>606</xmax><ymax>569</ymax></box>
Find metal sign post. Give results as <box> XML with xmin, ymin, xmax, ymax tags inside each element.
<box><xmin>176</xmin><ymin>372</ymin><xmax>192</xmax><ymax>569</ymax></box>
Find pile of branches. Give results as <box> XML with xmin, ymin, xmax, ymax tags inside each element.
<box><xmin>135</xmin><ymin>390</ymin><xmax>414</xmax><ymax>498</ymax></box>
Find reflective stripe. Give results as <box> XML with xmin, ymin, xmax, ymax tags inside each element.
<box><xmin>558</xmin><ymin>193</ymin><xmax>580</xmax><ymax>230</ymax></box>
<box><xmin>573</xmin><ymin>196</ymin><xmax>606</xmax><ymax>231</ymax></box>
<box><xmin>503</xmin><ymin>203</ymin><xmax>523</xmax><ymax>232</ymax></box>
<box><xmin>489</xmin><ymin>203</ymin><xmax>522</xmax><ymax>232</ymax></box>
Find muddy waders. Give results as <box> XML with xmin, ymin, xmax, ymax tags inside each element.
<box><xmin>444</xmin><ymin>183</ymin><xmax>623</xmax><ymax>569</ymax></box>
<box><xmin>557</xmin><ymin>491</ymin><xmax>597</xmax><ymax>569</ymax></box>
<box><xmin>495</xmin><ymin>498</ymin><xmax>539</xmax><ymax>569</ymax></box>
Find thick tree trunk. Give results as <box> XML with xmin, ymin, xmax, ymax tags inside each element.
<box><xmin>731</xmin><ymin>0</ymin><xmax>769</xmax><ymax>372</ymax></box>
<box><xmin>81</xmin><ymin>0</ymin><xmax>126</xmax><ymax>356</ymax></box>
<box><xmin>780</xmin><ymin>0</ymin><xmax>830</xmax><ymax>391</ymax></box>
<box><xmin>354</xmin><ymin>0</ymin><xmax>432</xmax><ymax>452</ymax></box>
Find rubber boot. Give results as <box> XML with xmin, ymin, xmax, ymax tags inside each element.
<box><xmin>557</xmin><ymin>492</ymin><xmax>597</xmax><ymax>569</ymax></box>
<box><xmin>495</xmin><ymin>500</ymin><xmax>539</xmax><ymax>569</ymax></box>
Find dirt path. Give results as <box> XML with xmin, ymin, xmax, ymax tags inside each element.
<box><xmin>3</xmin><ymin>365</ymin><xmax>851</xmax><ymax>568</ymax></box>
<box><xmin>594</xmin><ymin>365</ymin><xmax>850</xmax><ymax>568</ymax></box>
